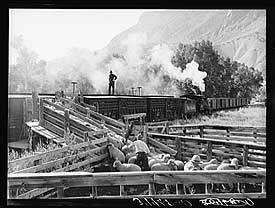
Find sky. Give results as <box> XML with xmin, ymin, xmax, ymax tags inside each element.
<box><xmin>9</xmin><ymin>9</ymin><xmax>160</xmax><ymax>61</ymax></box>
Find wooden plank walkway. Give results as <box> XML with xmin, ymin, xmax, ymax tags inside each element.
<box><xmin>8</xmin><ymin>139</ymin><xmax>29</xmax><ymax>150</ymax></box>
<box><xmin>26</xmin><ymin>121</ymin><xmax>65</xmax><ymax>145</ymax></box>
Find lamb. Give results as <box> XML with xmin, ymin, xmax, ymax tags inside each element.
<box><xmin>148</xmin><ymin>154</ymin><xmax>171</xmax><ymax>168</ymax></box>
<box><xmin>108</xmin><ymin>136</ymin><xmax>123</xmax><ymax>150</ymax></box>
<box><xmin>125</xmin><ymin>152</ymin><xmax>136</xmax><ymax>162</ymax></box>
<box><xmin>216</xmin><ymin>158</ymin><xmax>240</xmax><ymax>193</ymax></box>
<box><xmin>107</xmin><ymin>143</ymin><xmax>125</xmax><ymax>163</ymax></box>
<box><xmin>113</xmin><ymin>160</ymin><xmax>141</xmax><ymax>172</ymax></box>
<box><xmin>200</xmin><ymin>159</ymin><xmax>219</xmax><ymax>169</ymax></box>
<box><xmin>204</xmin><ymin>163</ymin><xmax>219</xmax><ymax>170</ymax></box>
<box><xmin>151</xmin><ymin>159</ymin><xmax>178</xmax><ymax>171</ymax></box>
<box><xmin>128</xmin><ymin>155</ymin><xmax>137</xmax><ymax>164</ymax></box>
<box><xmin>217</xmin><ymin>158</ymin><xmax>239</xmax><ymax>170</ymax></box>
<box><xmin>121</xmin><ymin>145</ymin><xmax>131</xmax><ymax>155</ymax></box>
<box><xmin>172</xmin><ymin>159</ymin><xmax>185</xmax><ymax>170</ymax></box>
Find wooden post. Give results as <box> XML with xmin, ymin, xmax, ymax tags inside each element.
<box><xmin>165</xmin><ymin>122</ymin><xmax>169</xmax><ymax>134</ymax></box>
<box><xmin>253</xmin><ymin>128</ymin><xmax>258</xmax><ymax>141</ymax></box>
<box><xmin>176</xmin><ymin>184</ymin><xmax>183</xmax><ymax>195</ymax></box>
<box><xmin>182</xmin><ymin>127</ymin><xmax>186</xmax><ymax>136</ymax></box>
<box><xmin>39</xmin><ymin>98</ymin><xmax>44</xmax><ymax>126</ymax></box>
<box><xmin>64</xmin><ymin>109</ymin><xmax>70</xmax><ymax>134</ymax></box>
<box><xmin>80</xmin><ymin>91</ymin><xmax>84</xmax><ymax>104</ymax></box>
<box><xmin>32</xmin><ymin>91</ymin><xmax>38</xmax><ymax>121</ymax></box>
<box><xmin>226</xmin><ymin>129</ymin><xmax>230</xmax><ymax>140</ymax></box>
<box><xmin>206</xmin><ymin>141</ymin><xmax>212</xmax><ymax>161</ymax></box>
<box><xmin>91</xmin><ymin>186</ymin><xmax>97</xmax><ymax>197</ymax></box>
<box><xmin>175</xmin><ymin>137</ymin><xmax>182</xmax><ymax>160</ymax></box>
<box><xmin>86</xmin><ymin>108</ymin><xmax>91</xmax><ymax>118</ymax></box>
<box><xmin>139</xmin><ymin>116</ymin><xmax>143</xmax><ymax>126</ymax></box>
<box><xmin>120</xmin><ymin>185</ymin><xmax>125</xmax><ymax>196</ymax></box>
<box><xmin>149</xmin><ymin>183</ymin><xmax>156</xmax><ymax>195</ymax></box>
<box><xmin>144</xmin><ymin>124</ymin><xmax>148</xmax><ymax>145</ymax></box>
<box><xmin>125</xmin><ymin>118</ymin><xmax>129</xmax><ymax>132</ymax></box>
<box><xmin>23</xmin><ymin>99</ymin><xmax>26</xmax><ymax>123</ymax></box>
<box><xmin>57</xmin><ymin>187</ymin><xmax>64</xmax><ymax>198</ymax></box>
<box><xmin>83</xmin><ymin>132</ymin><xmax>88</xmax><ymax>142</ymax></box>
<box><xmin>261</xmin><ymin>182</ymin><xmax>266</xmax><ymax>193</ymax></box>
<box><xmin>199</xmin><ymin>126</ymin><xmax>204</xmax><ymax>138</ymax></box>
<box><xmin>243</xmin><ymin>145</ymin><xmax>248</xmax><ymax>166</ymax></box>
<box><xmin>205</xmin><ymin>184</ymin><xmax>209</xmax><ymax>194</ymax></box>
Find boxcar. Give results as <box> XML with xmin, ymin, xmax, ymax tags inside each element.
<box><xmin>185</xmin><ymin>98</ymin><xmax>197</xmax><ymax>116</ymax></box>
<box><xmin>166</xmin><ymin>97</ymin><xmax>182</xmax><ymax>121</ymax></box>
<box><xmin>8</xmin><ymin>94</ymin><xmax>55</xmax><ymax>143</ymax></box>
<box><xmin>207</xmin><ymin>98</ymin><xmax>217</xmax><ymax>110</ymax></box>
<box><xmin>146</xmin><ymin>97</ymin><xmax>168</xmax><ymax>122</ymax></box>
<box><xmin>83</xmin><ymin>96</ymin><xmax>120</xmax><ymax>120</ymax></box>
<box><xmin>118</xmin><ymin>96</ymin><xmax>147</xmax><ymax>117</ymax></box>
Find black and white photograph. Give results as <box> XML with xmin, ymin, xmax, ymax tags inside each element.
<box><xmin>7</xmin><ymin>8</ymin><xmax>267</xmax><ymax>207</ymax></box>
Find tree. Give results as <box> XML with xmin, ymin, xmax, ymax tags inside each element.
<box><xmin>77</xmin><ymin>73</ymin><xmax>96</xmax><ymax>94</ymax></box>
<box><xmin>171</xmin><ymin>40</ymin><xmax>264</xmax><ymax>99</ymax></box>
<box><xmin>9</xmin><ymin>35</ymin><xmax>47</xmax><ymax>93</ymax></box>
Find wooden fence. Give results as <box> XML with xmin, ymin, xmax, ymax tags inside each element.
<box><xmin>8</xmin><ymin>136</ymin><xmax>109</xmax><ymax>199</ymax></box>
<box><xmin>148</xmin><ymin>133</ymin><xmax>266</xmax><ymax>169</ymax></box>
<box><xmin>8</xmin><ymin>170</ymin><xmax>266</xmax><ymax>199</ymax></box>
<box><xmin>148</xmin><ymin>124</ymin><xmax>266</xmax><ymax>144</ymax></box>
<box><xmin>58</xmin><ymin>97</ymin><xmax>126</xmax><ymax>134</ymax></box>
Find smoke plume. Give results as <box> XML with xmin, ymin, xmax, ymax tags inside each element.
<box><xmin>45</xmin><ymin>32</ymin><xmax>207</xmax><ymax>96</ymax></box>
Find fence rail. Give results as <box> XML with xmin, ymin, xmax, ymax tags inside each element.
<box><xmin>148</xmin><ymin>124</ymin><xmax>266</xmax><ymax>144</ymax></box>
<box><xmin>8</xmin><ymin>170</ymin><xmax>266</xmax><ymax>199</ymax></box>
<box><xmin>148</xmin><ymin>132</ymin><xmax>266</xmax><ymax>168</ymax></box>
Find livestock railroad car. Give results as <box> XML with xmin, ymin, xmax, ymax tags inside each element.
<box><xmin>8</xmin><ymin>93</ymin><xmax>249</xmax><ymax>143</ymax></box>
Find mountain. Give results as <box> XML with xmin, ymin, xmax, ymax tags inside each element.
<box><xmin>106</xmin><ymin>10</ymin><xmax>266</xmax><ymax>74</ymax></box>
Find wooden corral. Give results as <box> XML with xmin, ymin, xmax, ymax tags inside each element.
<box><xmin>7</xmin><ymin>96</ymin><xmax>265</xmax><ymax>200</ymax></box>
<box><xmin>148</xmin><ymin>133</ymin><xmax>266</xmax><ymax>168</ymax></box>
<box><xmin>8</xmin><ymin>136</ymin><xmax>109</xmax><ymax>199</ymax></box>
<box><xmin>8</xmin><ymin>170</ymin><xmax>266</xmax><ymax>199</ymax></box>
<box><xmin>148</xmin><ymin>124</ymin><xmax>266</xmax><ymax>144</ymax></box>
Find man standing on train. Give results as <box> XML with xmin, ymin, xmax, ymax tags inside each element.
<box><xmin>108</xmin><ymin>70</ymin><xmax>117</xmax><ymax>95</ymax></box>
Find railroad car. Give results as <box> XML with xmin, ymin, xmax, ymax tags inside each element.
<box><xmin>8</xmin><ymin>94</ymin><xmax>55</xmax><ymax>143</ymax></box>
<box><xmin>8</xmin><ymin>93</ymin><xmax>249</xmax><ymax>143</ymax></box>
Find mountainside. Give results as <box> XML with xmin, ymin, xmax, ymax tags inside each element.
<box><xmin>106</xmin><ymin>10</ymin><xmax>266</xmax><ymax>73</ymax></box>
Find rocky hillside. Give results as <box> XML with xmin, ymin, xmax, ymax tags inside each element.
<box><xmin>106</xmin><ymin>10</ymin><xmax>266</xmax><ymax>73</ymax></box>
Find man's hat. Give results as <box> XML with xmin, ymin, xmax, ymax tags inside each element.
<box><xmin>190</xmin><ymin>155</ymin><xmax>202</xmax><ymax>163</ymax></box>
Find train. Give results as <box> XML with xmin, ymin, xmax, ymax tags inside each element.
<box><xmin>83</xmin><ymin>94</ymin><xmax>249</xmax><ymax>122</ymax></box>
<box><xmin>8</xmin><ymin>93</ymin><xmax>249</xmax><ymax>143</ymax></box>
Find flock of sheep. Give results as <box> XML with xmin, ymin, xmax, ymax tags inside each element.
<box><xmin>106</xmin><ymin>135</ymin><xmax>243</xmax><ymax>173</ymax></box>
<box><xmin>83</xmin><ymin>129</ymin><xmax>264</xmax><ymax>195</ymax></box>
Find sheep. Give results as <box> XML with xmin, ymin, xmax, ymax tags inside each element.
<box><xmin>216</xmin><ymin>158</ymin><xmax>239</xmax><ymax>193</ymax></box>
<box><xmin>135</xmin><ymin>151</ymin><xmax>150</xmax><ymax>171</ymax></box>
<box><xmin>151</xmin><ymin>159</ymin><xmax>178</xmax><ymax>171</ymax></box>
<box><xmin>173</xmin><ymin>159</ymin><xmax>185</xmax><ymax>170</ymax></box>
<box><xmin>107</xmin><ymin>143</ymin><xmax>125</xmax><ymax>163</ymax></box>
<box><xmin>126</xmin><ymin>152</ymin><xmax>136</xmax><ymax>162</ymax></box>
<box><xmin>148</xmin><ymin>154</ymin><xmax>171</xmax><ymax>168</ymax></box>
<box><xmin>217</xmin><ymin>158</ymin><xmax>239</xmax><ymax>170</ymax></box>
<box><xmin>121</xmin><ymin>145</ymin><xmax>131</xmax><ymax>155</ymax></box>
<box><xmin>200</xmin><ymin>159</ymin><xmax>219</xmax><ymax>169</ymax></box>
<box><xmin>113</xmin><ymin>160</ymin><xmax>141</xmax><ymax>172</ymax></box>
<box><xmin>108</xmin><ymin>136</ymin><xmax>123</xmax><ymax>150</ymax></box>
<box><xmin>128</xmin><ymin>155</ymin><xmax>137</xmax><ymax>164</ymax></box>
<box><xmin>204</xmin><ymin>164</ymin><xmax>219</xmax><ymax>170</ymax></box>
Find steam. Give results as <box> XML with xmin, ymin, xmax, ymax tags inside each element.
<box><xmin>149</xmin><ymin>43</ymin><xmax>207</xmax><ymax>92</ymax></box>
<box><xmin>46</xmin><ymin>32</ymin><xmax>207</xmax><ymax>95</ymax></box>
